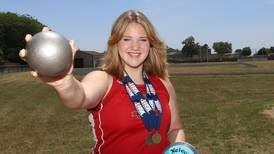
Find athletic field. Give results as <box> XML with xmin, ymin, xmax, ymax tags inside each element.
<box><xmin>1</xmin><ymin>61</ymin><xmax>274</xmax><ymax>153</ymax></box>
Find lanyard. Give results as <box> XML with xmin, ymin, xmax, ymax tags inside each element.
<box><xmin>122</xmin><ymin>71</ymin><xmax>162</xmax><ymax>132</ymax></box>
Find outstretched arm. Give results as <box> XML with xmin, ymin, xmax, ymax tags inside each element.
<box><xmin>19</xmin><ymin>27</ymin><xmax>111</xmax><ymax>110</ymax></box>
<box><xmin>54</xmin><ymin>70</ymin><xmax>112</xmax><ymax>109</ymax></box>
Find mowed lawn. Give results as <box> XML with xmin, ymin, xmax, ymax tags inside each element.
<box><xmin>0</xmin><ymin>73</ymin><xmax>92</xmax><ymax>153</ymax></box>
<box><xmin>0</xmin><ymin>61</ymin><xmax>274</xmax><ymax>153</ymax></box>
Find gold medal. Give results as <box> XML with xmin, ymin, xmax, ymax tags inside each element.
<box><xmin>146</xmin><ymin>133</ymin><xmax>153</xmax><ymax>145</ymax></box>
<box><xmin>152</xmin><ymin>132</ymin><xmax>162</xmax><ymax>144</ymax></box>
<box><xmin>146</xmin><ymin>132</ymin><xmax>162</xmax><ymax>145</ymax></box>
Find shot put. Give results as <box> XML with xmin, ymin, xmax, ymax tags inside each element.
<box><xmin>26</xmin><ymin>31</ymin><xmax>72</xmax><ymax>77</ymax></box>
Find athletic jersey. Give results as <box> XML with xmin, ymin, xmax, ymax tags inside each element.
<box><xmin>87</xmin><ymin>75</ymin><xmax>171</xmax><ymax>154</ymax></box>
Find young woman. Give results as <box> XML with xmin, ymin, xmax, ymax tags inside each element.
<box><xmin>20</xmin><ymin>10</ymin><xmax>185</xmax><ymax>154</ymax></box>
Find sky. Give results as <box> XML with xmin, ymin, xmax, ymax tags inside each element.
<box><xmin>1</xmin><ymin>0</ymin><xmax>274</xmax><ymax>54</ymax></box>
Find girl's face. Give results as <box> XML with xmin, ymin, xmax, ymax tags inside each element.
<box><xmin>118</xmin><ymin>22</ymin><xmax>150</xmax><ymax>70</ymax></box>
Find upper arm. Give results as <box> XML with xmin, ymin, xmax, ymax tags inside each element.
<box><xmin>160</xmin><ymin>78</ymin><xmax>186</xmax><ymax>142</ymax></box>
<box><xmin>80</xmin><ymin>70</ymin><xmax>112</xmax><ymax>109</ymax></box>
<box><xmin>161</xmin><ymin>78</ymin><xmax>183</xmax><ymax>132</ymax></box>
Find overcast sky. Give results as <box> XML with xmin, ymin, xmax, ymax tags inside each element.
<box><xmin>1</xmin><ymin>0</ymin><xmax>274</xmax><ymax>53</ymax></box>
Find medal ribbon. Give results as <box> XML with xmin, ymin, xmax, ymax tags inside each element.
<box><xmin>122</xmin><ymin>71</ymin><xmax>162</xmax><ymax>132</ymax></box>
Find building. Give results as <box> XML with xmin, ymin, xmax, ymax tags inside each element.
<box><xmin>74</xmin><ymin>50</ymin><xmax>103</xmax><ymax>68</ymax></box>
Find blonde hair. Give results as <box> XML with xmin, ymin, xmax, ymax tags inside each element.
<box><xmin>101</xmin><ymin>10</ymin><xmax>168</xmax><ymax>80</ymax></box>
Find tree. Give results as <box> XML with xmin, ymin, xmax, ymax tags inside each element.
<box><xmin>0</xmin><ymin>12</ymin><xmax>45</xmax><ymax>64</ymax></box>
<box><xmin>201</xmin><ymin>44</ymin><xmax>210</xmax><ymax>62</ymax></box>
<box><xmin>166</xmin><ymin>46</ymin><xmax>180</xmax><ymax>53</ymax></box>
<box><xmin>269</xmin><ymin>46</ymin><xmax>274</xmax><ymax>54</ymax></box>
<box><xmin>256</xmin><ymin>47</ymin><xmax>269</xmax><ymax>55</ymax></box>
<box><xmin>0</xmin><ymin>48</ymin><xmax>4</xmax><ymax>64</ymax></box>
<box><xmin>181</xmin><ymin>36</ymin><xmax>200</xmax><ymax>57</ymax></box>
<box><xmin>0</xmin><ymin>24</ymin><xmax>4</xmax><ymax>49</ymax></box>
<box><xmin>241</xmin><ymin>47</ymin><xmax>252</xmax><ymax>56</ymax></box>
<box><xmin>212</xmin><ymin>41</ymin><xmax>232</xmax><ymax>61</ymax></box>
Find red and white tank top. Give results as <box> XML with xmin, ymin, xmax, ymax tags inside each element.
<box><xmin>87</xmin><ymin>75</ymin><xmax>171</xmax><ymax>154</ymax></box>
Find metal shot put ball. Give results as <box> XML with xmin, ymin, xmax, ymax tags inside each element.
<box><xmin>26</xmin><ymin>31</ymin><xmax>72</xmax><ymax>77</ymax></box>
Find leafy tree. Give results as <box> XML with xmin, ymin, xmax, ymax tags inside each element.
<box><xmin>166</xmin><ymin>46</ymin><xmax>180</xmax><ymax>53</ymax></box>
<box><xmin>200</xmin><ymin>44</ymin><xmax>211</xmax><ymax>62</ymax></box>
<box><xmin>201</xmin><ymin>44</ymin><xmax>209</xmax><ymax>51</ymax></box>
<box><xmin>269</xmin><ymin>46</ymin><xmax>274</xmax><ymax>53</ymax></box>
<box><xmin>0</xmin><ymin>24</ymin><xmax>4</xmax><ymax>49</ymax></box>
<box><xmin>256</xmin><ymin>47</ymin><xmax>269</xmax><ymax>55</ymax></box>
<box><xmin>0</xmin><ymin>12</ymin><xmax>45</xmax><ymax>64</ymax></box>
<box><xmin>241</xmin><ymin>47</ymin><xmax>252</xmax><ymax>56</ymax></box>
<box><xmin>212</xmin><ymin>41</ymin><xmax>232</xmax><ymax>61</ymax></box>
<box><xmin>181</xmin><ymin>36</ymin><xmax>200</xmax><ymax>57</ymax></box>
<box><xmin>0</xmin><ymin>48</ymin><xmax>4</xmax><ymax>64</ymax></box>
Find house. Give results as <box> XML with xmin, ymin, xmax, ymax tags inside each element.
<box><xmin>74</xmin><ymin>50</ymin><xmax>103</xmax><ymax>68</ymax></box>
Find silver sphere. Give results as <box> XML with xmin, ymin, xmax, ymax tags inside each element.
<box><xmin>26</xmin><ymin>31</ymin><xmax>72</xmax><ymax>77</ymax></box>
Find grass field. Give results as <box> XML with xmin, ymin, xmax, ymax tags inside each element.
<box><xmin>0</xmin><ymin>61</ymin><xmax>274</xmax><ymax>154</ymax></box>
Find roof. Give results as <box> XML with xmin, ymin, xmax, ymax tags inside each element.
<box><xmin>167</xmin><ymin>51</ymin><xmax>183</xmax><ymax>56</ymax></box>
<box><xmin>78</xmin><ymin>50</ymin><xmax>103</xmax><ymax>56</ymax></box>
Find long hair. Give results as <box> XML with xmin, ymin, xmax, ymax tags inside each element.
<box><xmin>101</xmin><ymin>10</ymin><xmax>168</xmax><ymax>80</ymax></box>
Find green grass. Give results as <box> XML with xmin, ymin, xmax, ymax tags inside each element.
<box><xmin>0</xmin><ymin>61</ymin><xmax>274</xmax><ymax>153</ymax></box>
<box><xmin>172</xmin><ymin>75</ymin><xmax>274</xmax><ymax>154</ymax></box>
<box><xmin>0</xmin><ymin>73</ymin><xmax>92</xmax><ymax>153</ymax></box>
<box><xmin>168</xmin><ymin>61</ymin><xmax>274</xmax><ymax>74</ymax></box>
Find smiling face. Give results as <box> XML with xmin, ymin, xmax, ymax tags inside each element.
<box><xmin>117</xmin><ymin>22</ymin><xmax>150</xmax><ymax>71</ymax></box>
<box><xmin>102</xmin><ymin>10</ymin><xmax>167</xmax><ymax>80</ymax></box>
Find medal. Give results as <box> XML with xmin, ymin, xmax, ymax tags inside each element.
<box><xmin>152</xmin><ymin>132</ymin><xmax>162</xmax><ymax>144</ymax></box>
<box><xmin>146</xmin><ymin>132</ymin><xmax>162</xmax><ymax>145</ymax></box>
<box><xmin>146</xmin><ymin>133</ymin><xmax>154</xmax><ymax>145</ymax></box>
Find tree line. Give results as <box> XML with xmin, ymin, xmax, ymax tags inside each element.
<box><xmin>0</xmin><ymin>12</ymin><xmax>44</xmax><ymax>65</ymax></box>
<box><xmin>167</xmin><ymin>36</ymin><xmax>274</xmax><ymax>59</ymax></box>
<box><xmin>0</xmin><ymin>12</ymin><xmax>273</xmax><ymax>65</ymax></box>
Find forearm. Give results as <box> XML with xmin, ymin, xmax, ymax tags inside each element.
<box><xmin>54</xmin><ymin>75</ymin><xmax>85</xmax><ymax>109</ymax></box>
<box><xmin>168</xmin><ymin>128</ymin><xmax>186</xmax><ymax>143</ymax></box>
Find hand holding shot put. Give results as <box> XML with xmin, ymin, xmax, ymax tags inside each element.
<box><xmin>19</xmin><ymin>10</ymin><xmax>197</xmax><ymax>154</ymax></box>
<box><xmin>19</xmin><ymin>27</ymin><xmax>78</xmax><ymax>86</ymax></box>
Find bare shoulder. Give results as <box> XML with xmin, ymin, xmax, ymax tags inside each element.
<box><xmin>158</xmin><ymin>77</ymin><xmax>175</xmax><ymax>94</ymax></box>
<box><xmin>80</xmin><ymin>70</ymin><xmax>113</xmax><ymax>109</ymax></box>
<box><xmin>81</xmin><ymin>70</ymin><xmax>113</xmax><ymax>95</ymax></box>
<box><xmin>82</xmin><ymin>70</ymin><xmax>112</xmax><ymax>83</ymax></box>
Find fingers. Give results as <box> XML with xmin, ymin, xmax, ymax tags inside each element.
<box><xmin>70</xmin><ymin>40</ymin><xmax>78</xmax><ymax>51</ymax></box>
<box><xmin>19</xmin><ymin>49</ymin><xmax>27</xmax><ymax>61</ymax></box>
<box><xmin>30</xmin><ymin>71</ymin><xmax>38</xmax><ymax>77</ymax></box>
<box><xmin>24</xmin><ymin>27</ymin><xmax>51</xmax><ymax>79</ymax></box>
<box><xmin>42</xmin><ymin>27</ymin><xmax>50</xmax><ymax>32</ymax></box>
<box><xmin>25</xmin><ymin>26</ymin><xmax>49</xmax><ymax>42</ymax></box>
<box><xmin>25</xmin><ymin>34</ymin><xmax>32</xmax><ymax>42</ymax></box>
<box><xmin>21</xmin><ymin>34</ymin><xmax>31</xmax><ymax>61</ymax></box>
<box><xmin>69</xmin><ymin>40</ymin><xmax>78</xmax><ymax>58</ymax></box>
<box><xmin>19</xmin><ymin>51</ymin><xmax>38</xmax><ymax>82</ymax></box>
